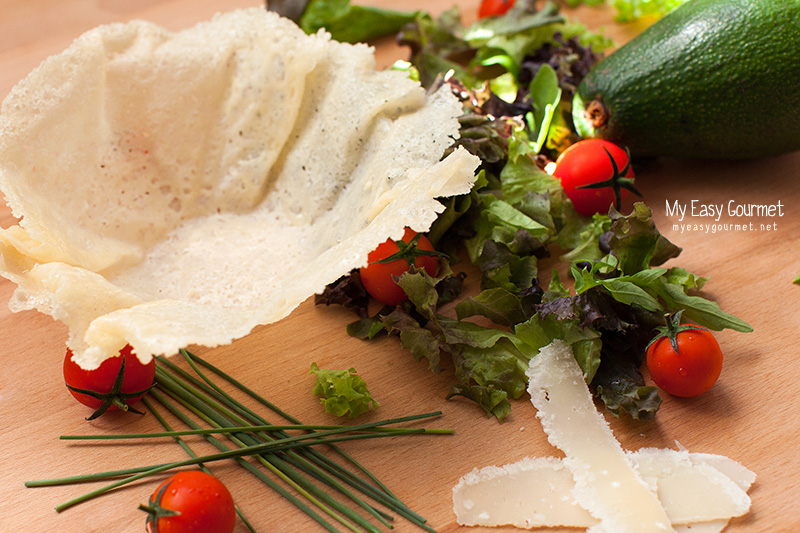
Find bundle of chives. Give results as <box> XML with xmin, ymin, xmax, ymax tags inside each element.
<box><xmin>25</xmin><ymin>350</ymin><xmax>452</xmax><ymax>532</ymax></box>
<box><xmin>141</xmin><ymin>395</ymin><xmax>258</xmax><ymax>533</ymax></box>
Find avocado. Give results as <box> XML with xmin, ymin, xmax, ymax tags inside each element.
<box><xmin>572</xmin><ymin>0</ymin><xmax>800</xmax><ymax>159</ymax></box>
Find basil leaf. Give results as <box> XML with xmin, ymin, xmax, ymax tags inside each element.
<box><xmin>599</xmin><ymin>278</ymin><xmax>663</xmax><ymax>312</ymax></box>
<box><xmin>653</xmin><ymin>280</ymin><xmax>754</xmax><ymax>332</ymax></box>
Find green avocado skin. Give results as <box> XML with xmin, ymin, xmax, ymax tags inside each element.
<box><xmin>573</xmin><ymin>0</ymin><xmax>800</xmax><ymax>159</ymax></box>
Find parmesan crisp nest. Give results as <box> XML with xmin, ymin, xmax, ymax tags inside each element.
<box><xmin>0</xmin><ymin>8</ymin><xmax>479</xmax><ymax>369</ymax></box>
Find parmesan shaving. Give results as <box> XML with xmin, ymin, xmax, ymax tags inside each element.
<box><xmin>453</xmin><ymin>340</ymin><xmax>754</xmax><ymax>531</ymax></box>
<box><xmin>453</xmin><ymin>456</ymin><xmax>595</xmax><ymax>529</ymax></box>
<box><xmin>453</xmin><ymin>450</ymin><xmax>754</xmax><ymax>529</ymax></box>
<box><xmin>0</xmin><ymin>8</ymin><xmax>479</xmax><ymax>368</ymax></box>
<box><xmin>526</xmin><ymin>340</ymin><xmax>674</xmax><ymax>532</ymax></box>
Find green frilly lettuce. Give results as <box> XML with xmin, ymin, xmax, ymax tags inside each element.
<box><xmin>310</xmin><ymin>363</ymin><xmax>379</xmax><ymax>418</ymax></box>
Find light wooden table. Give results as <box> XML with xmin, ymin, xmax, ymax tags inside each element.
<box><xmin>1</xmin><ymin>1</ymin><xmax>797</xmax><ymax>531</ymax></box>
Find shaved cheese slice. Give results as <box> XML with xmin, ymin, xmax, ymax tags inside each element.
<box><xmin>453</xmin><ymin>456</ymin><xmax>595</xmax><ymax>528</ymax></box>
<box><xmin>453</xmin><ymin>450</ymin><xmax>754</xmax><ymax>529</ymax></box>
<box><xmin>673</xmin><ymin>524</ymin><xmax>726</xmax><ymax>533</ymax></box>
<box><xmin>635</xmin><ymin>448</ymin><xmax>752</xmax><ymax>524</ymax></box>
<box><xmin>690</xmin><ymin>452</ymin><xmax>757</xmax><ymax>491</ymax></box>
<box><xmin>672</xmin><ymin>452</ymin><xmax>758</xmax><ymax>533</ymax></box>
<box><xmin>526</xmin><ymin>340</ymin><xmax>673</xmax><ymax>532</ymax></box>
<box><xmin>452</xmin><ymin>340</ymin><xmax>754</xmax><ymax>532</ymax></box>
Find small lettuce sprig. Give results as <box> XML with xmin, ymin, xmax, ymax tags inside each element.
<box><xmin>310</xmin><ymin>363</ymin><xmax>379</xmax><ymax>418</ymax></box>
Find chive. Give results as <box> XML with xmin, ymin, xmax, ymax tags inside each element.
<box><xmin>24</xmin><ymin>464</ymin><xmax>167</xmax><ymax>487</ymax></box>
<box><xmin>187</xmin><ymin>352</ymin><xmax>390</xmax><ymax>487</ymax></box>
<box><xmin>147</xmin><ymin>389</ymin><xmax>342</xmax><ymax>533</ymax></box>
<box><xmin>152</xmin><ymin>368</ymin><xmax>378</xmax><ymax>533</ymax></box>
<box><xmin>153</xmin><ymin>365</ymin><xmax>441</xmax><ymax>531</ymax></box>
<box><xmin>152</xmin><ymin>364</ymin><xmax>439</xmax><ymax>531</ymax></box>
<box><xmin>30</xmin><ymin>424</ymin><xmax>431</xmax><ymax>490</ymax></box>
<box><xmin>142</xmin><ymin>397</ymin><xmax>258</xmax><ymax>533</ymax></box>
<box><xmin>26</xmin><ymin>350</ymin><xmax>450</xmax><ymax>531</ymax></box>
<box><xmin>160</xmin><ymin>353</ymin><xmax>427</xmax><ymax>527</ymax></box>
<box><xmin>60</xmin><ymin>424</ymin><xmax>451</xmax><ymax>440</ymax></box>
<box><xmin>174</xmin><ymin>351</ymin><xmax>430</xmax><ymax>526</ymax></box>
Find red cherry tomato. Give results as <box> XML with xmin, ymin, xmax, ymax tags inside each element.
<box><xmin>478</xmin><ymin>0</ymin><xmax>516</xmax><ymax>18</ymax></box>
<box><xmin>552</xmin><ymin>139</ymin><xmax>637</xmax><ymax>217</ymax></box>
<box><xmin>359</xmin><ymin>228</ymin><xmax>439</xmax><ymax>306</ymax></box>
<box><xmin>646</xmin><ymin>323</ymin><xmax>723</xmax><ymax>397</ymax></box>
<box><xmin>63</xmin><ymin>344</ymin><xmax>155</xmax><ymax>420</ymax></box>
<box><xmin>141</xmin><ymin>470</ymin><xmax>236</xmax><ymax>533</ymax></box>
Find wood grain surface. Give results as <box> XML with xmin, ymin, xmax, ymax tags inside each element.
<box><xmin>1</xmin><ymin>1</ymin><xmax>798</xmax><ymax>532</ymax></box>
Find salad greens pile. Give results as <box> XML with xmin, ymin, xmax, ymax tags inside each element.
<box><xmin>293</xmin><ymin>0</ymin><xmax>751</xmax><ymax>420</ymax></box>
<box><xmin>269</xmin><ymin>0</ymin><xmax>689</xmax><ymax>42</ymax></box>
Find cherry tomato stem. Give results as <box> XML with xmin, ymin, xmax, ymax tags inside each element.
<box><xmin>63</xmin><ymin>344</ymin><xmax>155</xmax><ymax>420</ymax></box>
<box><xmin>646</xmin><ymin>311</ymin><xmax>723</xmax><ymax>397</ymax></box>
<box><xmin>553</xmin><ymin>139</ymin><xmax>640</xmax><ymax>217</ymax></box>
<box><xmin>360</xmin><ymin>228</ymin><xmax>440</xmax><ymax>306</ymax></box>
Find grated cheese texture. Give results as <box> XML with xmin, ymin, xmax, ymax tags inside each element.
<box><xmin>0</xmin><ymin>8</ymin><xmax>479</xmax><ymax>368</ymax></box>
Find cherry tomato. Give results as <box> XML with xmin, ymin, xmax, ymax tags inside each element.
<box><xmin>552</xmin><ymin>139</ymin><xmax>638</xmax><ymax>217</ymax></box>
<box><xmin>63</xmin><ymin>344</ymin><xmax>155</xmax><ymax>420</ymax></box>
<box><xmin>141</xmin><ymin>470</ymin><xmax>236</xmax><ymax>533</ymax></box>
<box><xmin>478</xmin><ymin>0</ymin><xmax>516</xmax><ymax>18</ymax></box>
<box><xmin>359</xmin><ymin>228</ymin><xmax>439</xmax><ymax>306</ymax></box>
<box><xmin>646</xmin><ymin>321</ymin><xmax>723</xmax><ymax>398</ymax></box>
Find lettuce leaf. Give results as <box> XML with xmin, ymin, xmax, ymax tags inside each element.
<box><xmin>309</xmin><ymin>362</ymin><xmax>379</xmax><ymax>418</ymax></box>
<box><xmin>388</xmin><ymin>270</ymin><xmax>530</xmax><ymax>419</ymax></box>
<box><xmin>605</xmin><ymin>203</ymin><xmax>682</xmax><ymax>274</ymax></box>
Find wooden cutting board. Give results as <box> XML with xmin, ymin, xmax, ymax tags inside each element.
<box><xmin>1</xmin><ymin>1</ymin><xmax>798</xmax><ymax>531</ymax></box>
